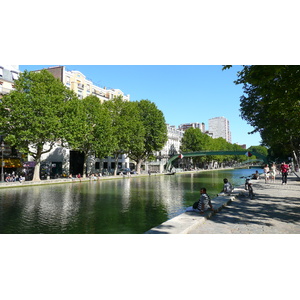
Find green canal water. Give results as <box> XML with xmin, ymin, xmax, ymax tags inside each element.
<box><xmin>0</xmin><ymin>168</ymin><xmax>256</xmax><ymax>234</ymax></box>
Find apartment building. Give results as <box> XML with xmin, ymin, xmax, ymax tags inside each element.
<box><xmin>43</xmin><ymin>66</ymin><xmax>130</xmax><ymax>102</ymax></box>
<box><xmin>179</xmin><ymin>122</ymin><xmax>205</xmax><ymax>132</ymax></box>
<box><xmin>0</xmin><ymin>65</ymin><xmax>20</xmax><ymax>98</ymax></box>
<box><xmin>208</xmin><ymin>116</ymin><xmax>231</xmax><ymax>143</ymax></box>
<box><xmin>149</xmin><ymin>125</ymin><xmax>184</xmax><ymax>173</ymax></box>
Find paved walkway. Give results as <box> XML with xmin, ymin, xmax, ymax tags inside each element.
<box><xmin>188</xmin><ymin>174</ymin><xmax>300</xmax><ymax>234</ymax></box>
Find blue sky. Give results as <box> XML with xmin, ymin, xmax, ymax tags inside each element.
<box><xmin>20</xmin><ymin>65</ymin><xmax>261</xmax><ymax>147</ymax></box>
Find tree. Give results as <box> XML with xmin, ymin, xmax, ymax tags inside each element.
<box><xmin>0</xmin><ymin>70</ymin><xmax>76</xmax><ymax>181</ymax></box>
<box><xmin>232</xmin><ymin>65</ymin><xmax>300</xmax><ymax>162</ymax></box>
<box><xmin>180</xmin><ymin>128</ymin><xmax>248</xmax><ymax>167</ymax></box>
<box><xmin>63</xmin><ymin>95</ymin><xmax>113</xmax><ymax>177</ymax></box>
<box><xmin>127</xmin><ymin>100</ymin><xmax>168</xmax><ymax>174</ymax></box>
<box><xmin>180</xmin><ymin>128</ymin><xmax>211</xmax><ymax>167</ymax></box>
<box><xmin>180</xmin><ymin>127</ymin><xmax>210</xmax><ymax>152</ymax></box>
<box><xmin>103</xmin><ymin>96</ymin><xmax>145</xmax><ymax>175</ymax></box>
<box><xmin>248</xmin><ymin>145</ymin><xmax>268</xmax><ymax>157</ymax></box>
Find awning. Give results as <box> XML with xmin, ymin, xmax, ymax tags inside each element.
<box><xmin>0</xmin><ymin>158</ymin><xmax>22</xmax><ymax>168</ymax></box>
<box><xmin>23</xmin><ymin>161</ymin><xmax>36</xmax><ymax>168</ymax></box>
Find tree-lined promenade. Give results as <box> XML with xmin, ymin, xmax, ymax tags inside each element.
<box><xmin>0</xmin><ymin>70</ymin><xmax>168</xmax><ymax>181</ymax></box>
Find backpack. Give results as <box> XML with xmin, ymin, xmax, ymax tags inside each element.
<box><xmin>193</xmin><ymin>201</ymin><xmax>199</xmax><ymax>209</ymax></box>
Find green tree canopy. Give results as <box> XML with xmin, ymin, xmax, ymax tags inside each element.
<box><xmin>180</xmin><ymin>127</ymin><xmax>210</xmax><ymax>152</ymax></box>
<box><xmin>63</xmin><ymin>95</ymin><xmax>114</xmax><ymax>176</ymax></box>
<box><xmin>179</xmin><ymin>128</ymin><xmax>248</xmax><ymax>167</ymax></box>
<box><xmin>103</xmin><ymin>96</ymin><xmax>145</xmax><ymax>175</ymax></box>
<box><xmin>234</xmin><ymin>65</ymin><xmax>300</xmax><ymax>161</ymax></box>
<box><xmin>127</xmin><ymin>99</ymin><xmax>168</xmax><ymax>173</ymax></box>
<box><xmin>0</xmin><ymin>70</ymin><xmax>76</xmax><ymax>181</ymax></box>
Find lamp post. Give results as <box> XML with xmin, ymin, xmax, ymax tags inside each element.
<box><xmin>1</xmin><ymin>141</ymin><xmax>4</xmax><ymax>182</ymax></box>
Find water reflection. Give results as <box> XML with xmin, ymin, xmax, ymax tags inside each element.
<box><xmin>0</xmin><ymin>169</ymin><xmax>255</xmax><ymax>234</ymax></box>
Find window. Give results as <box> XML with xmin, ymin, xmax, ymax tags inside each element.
<box><xmin>95</xmin><ymin>162</ymin><xmax>100</xmax><ymax>169</ymax></box>
<box><xmin>11</xmin><ymin>71</ymin><xmax>19</xmax><ymax>80</ymax></box>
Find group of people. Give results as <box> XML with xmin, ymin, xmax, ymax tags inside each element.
<box><xmin>187</xmin><ymin>160</ymin><xmax>292</xmax><ymax>214</ymax></box>
<box><xmin>263</xmin><ymin>162</ymin><xmax>290</xmax><ymax>185</ymax></box>
<box><xmin>3</xmin><ymin>172</ymin><xmax>24</xmax><ymax>183</ymax></box>
<box><xmin>186</xmin><ymin>178</ymin><xmax>233</xmax><ymax>214</ymax></box>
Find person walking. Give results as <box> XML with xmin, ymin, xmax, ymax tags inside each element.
<box><xmin>263</xmin><ymin>164</ymin><xmax>270</xmax><ymax>183</ymax></box>
<box><xmin>280</xmin><ymin>162</ymin><xmax>289</xmax><ymax>185</ymax></box>
<box><xmin>270</xmin><ymin>163</ymin><xmax>277</xmax><ymax>183</ymax></box>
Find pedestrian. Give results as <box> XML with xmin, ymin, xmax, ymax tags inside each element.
<box><xmin>219</xmin><ymin>178</ymin><xmax>233</xmax><ymax>195</ymax></box>
<box><xmin>77</xmin><ymin>173</ymin><xmax>82</xmax><ymax>182</ymax></box>
<box><xmin>188</xmin><ymin>187</ymin><xmax>214</xmax><ymax>214</ymax></box>
<box><xmin>280</xmin><ymin>162</ymin><xmax>289</xmax><ymax>185</ymax></box>
<box><xmin>263</xmin><ymin>164</ymin><xmax>270</xmax><ymax>183</ymax></box>
<box><xmin>270</xmin><ymin>163</ymin><xmax>277</xmax><ymax>183</ymax></box>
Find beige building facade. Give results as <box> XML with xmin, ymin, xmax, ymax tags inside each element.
<box><xmin>0</xmin><ymin>65</ymin><xmax>20</xmax><ymax>98</ymax></box>
<box><xmin>44</xmin><ymin>66</ymin><xmax>130</xmax><ymax>102</ymax></box>
<box><xmin>149</xmin><ymin>125</ymin><xmax>184</xmax><ymax>173</ymax></box>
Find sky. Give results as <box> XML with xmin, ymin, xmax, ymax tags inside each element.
<box><xmin>19</xmin><ymin>65</ymin><xmax>261</xmax><ymax>148</ymax></box>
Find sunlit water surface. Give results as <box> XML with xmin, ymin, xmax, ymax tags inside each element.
<box><xmin>0</xmin><ymin>168</ymin><xmax>256</xmax><ymax>234</ymax></box>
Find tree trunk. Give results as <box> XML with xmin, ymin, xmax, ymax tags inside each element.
<box><xmin>32</xmin><ymin>161</ymin><xmax>41</xmax><ymax>181</ymax></box>
<box><xmin>136</xmin><ymin>159</ymin><xmax>142</xmax><ymax>174</ymax></box>
<box><xmin>114</xmin><ymin>155</ymin><xmax>119</xmax><ymax>176</ymax></box>
<box><xmin>32</xmin><ymin>144</ymin><xmax>43</xmax><ymax>181</ymax></box>
<box><xmin>83</xmin><ymin>151</ymin><xmax>87</xmax><ymax>178</ymax></box>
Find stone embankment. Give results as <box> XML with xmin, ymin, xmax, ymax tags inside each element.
<box><xmin>146</xmin><ymin>173</ymin><xmax>300</xmax><ymax>234</ymax></box>
<box><xmin>0</xmin><ymin>173</ymin><xmax>146</xmax><ymax>189</ymax></box>
<box><xmin>0</xmin><ymin>168</ymin><xmax>232</xmax><ymax>189</ymax></box>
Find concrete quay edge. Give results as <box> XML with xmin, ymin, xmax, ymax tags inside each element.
<box><xmin>0</xmin><ymin>174</ymin><xmax>153</xmax><ymax>189</ymax></box>
<box><xmin>144</xmin><ymin>188</ymin><xmax>244</xmax><ymax>234</ymax></box>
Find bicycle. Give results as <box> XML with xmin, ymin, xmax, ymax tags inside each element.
<box><xmin>240</xmin><ymin>176</ymin><xmax>254</xmax><ymax>199</ymax></box>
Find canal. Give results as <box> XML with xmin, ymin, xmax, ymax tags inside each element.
<box><xmin>0</xmin><ymin>168</ymin><xmax>257</xmax><ymax>234</ymax></box>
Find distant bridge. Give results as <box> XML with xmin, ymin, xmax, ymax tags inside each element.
<box><xmin>165</xmin><ymin>150</ymin><xmax>268</xmax><ymax>171</ymax></box>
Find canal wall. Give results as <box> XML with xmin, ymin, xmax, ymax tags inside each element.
<box><xmin>0</xmin><ymin>167</ymin><xmax>234</xmax><ymax>189</ymax></box>
<box><xmin>144</xmin><ymin>188</ymin><xmax>243</xmax><ymax>234</ymax></box>
<box><xmin>0</xmin><ymin>173</ymin><xmax>152</xmax><ymax>189</ymax></box>
<box><xmin>145</xmin><ymin>173</ymin><xmax>300</xmax><ymax>234</ymax></box>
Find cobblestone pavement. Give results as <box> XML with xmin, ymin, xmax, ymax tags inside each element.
<box><xmin>188</xmin><ymin>174</ymin><xmax>300</xmax><ymax>234</ymax></box>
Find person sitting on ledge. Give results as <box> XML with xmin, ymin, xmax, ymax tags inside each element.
<box><xmin>186</xmin><ymin>187</ymin><xmax>215</xmax><ymax>214</ymax></box>
<box><xmin>219</xmin><ymin>178</ymin><xmax>233</xmax><ymax>195</ymax></box>
<box><xmin>251</xmin><ymin>170</ymin><xmax>260</xmax><ymax>180</ymax></box>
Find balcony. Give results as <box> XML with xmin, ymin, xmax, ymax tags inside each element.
<box><xmin>0</xmin><ymin>86</ymin><xmax>14</xmax><ymax>95</ymax></box>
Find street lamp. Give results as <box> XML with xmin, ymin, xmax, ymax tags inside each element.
<box><xmin>1</xmin><ymin>141</ymin><xmax>4</xmax><ymax>182</ymax></box>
